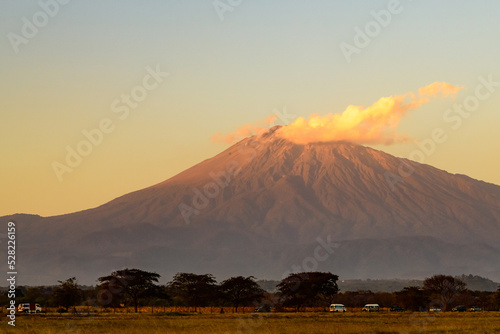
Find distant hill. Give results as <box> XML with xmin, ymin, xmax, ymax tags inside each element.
<box><xmin>338</xmin><ymin>279</ymin><xmax>423</xmax><ymax>293</ymax></box>
<box><xmin>456</xmin><ymin>274</ymin><xmax>499</xmax><ymax>292</ymax></box>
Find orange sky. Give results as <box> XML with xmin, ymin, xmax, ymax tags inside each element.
<box><xmin>2</xmin><ymin>2</ymin><xmax>500</xmax><ymax>217</ymax></box>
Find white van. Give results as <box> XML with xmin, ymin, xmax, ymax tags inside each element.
<box><xmin>329</xmin><ymin>304</ymin><xmax>347</xmax><ymax>312</ymax></box>
<box><xmin>362</xmin><ymin>304</ymin><xmax>380</xmax><ymax>312</ymax></box>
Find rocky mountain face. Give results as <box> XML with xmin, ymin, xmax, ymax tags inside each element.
<box><xmin>3</xmin><ymin>128</ymin><xmax>500</xmax><ymax>285</ymax></box>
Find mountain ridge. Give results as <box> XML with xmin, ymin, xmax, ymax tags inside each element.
<box><xmin>3</xmin><ymin>131</ymin><xmax>500</xmax><ymax>284</ymax></box>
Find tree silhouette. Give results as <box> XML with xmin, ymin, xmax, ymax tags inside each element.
<box><xmin>277</xmin><ymin>272</ymin><xmax>339</xmax><ymax>311</ymax></box>
<box><xmin>396</xmin><ymin>286</ymin><xmax>429</xmax><ymax>311</ymax></box>
<box><xmin>53</xmin><ymin>277</ymin><xmax>82</xmax><ymax>311</ymax></box>
<box><xmin>423</xmin><ymin>274</ymin><xmax>466</xmax><ymax>311</ymax></box>
<box><xmin>167</xmin><ymin>273</ymin><xmax>217</xmax><ymax>311</ymax></box>
<box><xmin>220</xmin><ymin>276</ymin><xmax>265</xmax><ymax>312</ymax></box>
<box><xmin>97</xmin><ymin>268</ymin><xmax>160</xmax><ymax>312</ymax></box>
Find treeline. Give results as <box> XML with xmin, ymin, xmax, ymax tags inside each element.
<box><xmin>337</xmin><ymin>275</ymin><xmax>499</xmax><ymax>293</ymax></box>
<box><xmin>3</xmin><ymin>270</ymin><xmax>500</xmax><ymax>312</ymax></box>
<box><xmin>264</xmin><ymin>275</ymin><xmax>500</xmax><ymax>293</ymax></box>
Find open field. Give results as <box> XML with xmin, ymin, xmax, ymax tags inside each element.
<box><xmin>3</xmin><ymin>311</ymin><xmax>500</xmax><ymax>334</ymax></box>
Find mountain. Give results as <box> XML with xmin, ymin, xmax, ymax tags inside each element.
<box><xmin>3</xmin><ymin>127</ymin><xmax>500</xmax><ymax>285</ymax></box>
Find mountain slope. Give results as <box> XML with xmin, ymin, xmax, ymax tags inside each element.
<box><xmin>3</xmin><ymin>128</ymin><xmax>500</xmax><ymax>284</ymax></box>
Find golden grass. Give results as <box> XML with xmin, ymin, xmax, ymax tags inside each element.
<box><xmin>4</xmin><ymin>311</ymin><xmax>500</xmax><ymax>334</ymax></box>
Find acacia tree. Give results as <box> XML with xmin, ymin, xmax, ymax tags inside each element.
<box><xmin>97</xmin><ymin>268</ymin><xmax>160</xmax><ymax>312</ymax></box>
<box><xmin>53</xmin><ymin>277</ymin><xmax>82</xmax><ymax>311</ymax></box>
<box><xmin>167</xmin><ymin>273</ymin><xmax>217</xmax><ymax>311</ymax></box>
<box><xmin>220</xmin><ymin>276</ymin><xmax>266</xmax><ymax>312</ymax></box>
<box><xmin>277</xmin><ymin>272</ymin><xmax>339</xmax><ymax>311</ymax></box>
<box><xmin>423</xmin><ymin>274</ymin><xmax>466</xmax><ymax>311</ymax></box>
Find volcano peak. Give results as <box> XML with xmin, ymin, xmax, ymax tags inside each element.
<box><xmin>3</xmin><ymin>134</ymin><xmax>500</xmax><ymax>284</ymax></box>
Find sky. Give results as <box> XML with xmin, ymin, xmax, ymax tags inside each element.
<box><xmin>1</xmin><ymin>0</ymin><xmax>500</xmax><ymax>217</ymax></box>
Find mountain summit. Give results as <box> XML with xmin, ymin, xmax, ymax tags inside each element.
<box><xmin>4</xmin><ymin>129</ymin><xmax>500</xmax><ymax>284</ymax></box>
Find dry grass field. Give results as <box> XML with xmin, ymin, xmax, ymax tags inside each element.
<box><xmin>4</xmin><ymin>310</ymin><xmax>500</xmax><ymax>334</ymax></box>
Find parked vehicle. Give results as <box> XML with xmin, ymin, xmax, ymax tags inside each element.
<box><xmin>17</xmin><ymin>303</ymin><xmax>41</xmax><ymax>313</ymax></box>
<box><xmin>329</xmin><ymin>304</ymin><xmax>347</xmax><ymax>312</ymax></box>
<box><xmin>254</xmin><ymin>305</ymin><xmax>271</xmax><ymax>313</ymax></box>
<box><xmin>452</xmin><ymin>305</ymin><xmax>467</xmax><ymax>312</ymax></box>
<box><xmin>389</xmin><ymin>306</ymin><xmax>404</xmax><ymax>312</ymax></box>
<box><xmin>469</xmin><ymin>306</ymin><xmax>482</xmax><ymax>312</ymax></box>
<box><xmin>429</xmin><ymin>307</ymin><xmax>442</xmax><ymax>312</ymax></box>
<box><xmin>362</xmin><ymin>304</ymin><xmax>380</xmax><ymax>312</ymax></box>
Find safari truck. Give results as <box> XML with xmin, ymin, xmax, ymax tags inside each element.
<box><xmin>17</xmin><ymin>303</ymin><xmax>41</xmax><ymax>313</ymax></box>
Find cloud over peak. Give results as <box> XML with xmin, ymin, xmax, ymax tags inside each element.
<box><xmin>212</xmin><ymin>82</ymin><xmax>463</xmax><ymax>146</ymax></box>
